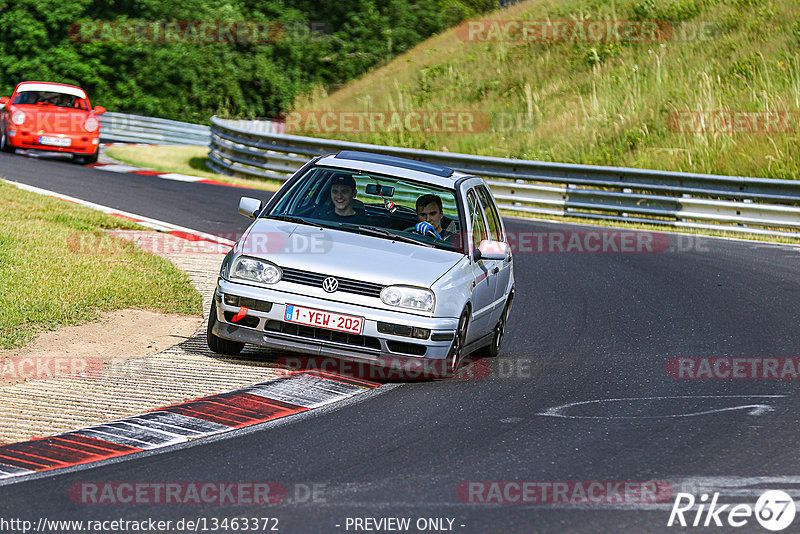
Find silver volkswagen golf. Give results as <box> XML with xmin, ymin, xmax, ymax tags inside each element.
<box><xmin>207</xmin><ymin>151</ymin><xmax>514</xmax><ymax>377</ymax></box>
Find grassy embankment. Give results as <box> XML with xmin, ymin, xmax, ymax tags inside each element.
<box><xmin>104</xmin><ymin>145</ymin><xmax>282</xmax><ymax>192</ymax></box>
<box><xmin>0</xmin><ymin>181</ymin><xmax>202</xmax><ymax>348</ymax></box>
<box><xmin>294</xmin><ymin>0</ymin><xmax>800</xmax><ymax>179</ymax></box>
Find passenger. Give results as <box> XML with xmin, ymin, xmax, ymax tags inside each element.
<box><xmin>416</xmin><ymin>194</ymin><xmax>455</xmax><ymax>237</ymax></box>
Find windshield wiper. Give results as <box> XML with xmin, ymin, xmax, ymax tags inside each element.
<box><xmin>338</xmin><ymin>224</ymin><xmax>435</xmax><ymax>247</ymax></box>
<box><xmin>267</xmin><ymin>215</ymin><xmax>327</xmax><ymax>229</ymax></box>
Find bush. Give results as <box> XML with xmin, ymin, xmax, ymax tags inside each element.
<box><xmin>0</xmin><ymin>0</ymin><xmax>498</xmax><ymax>122</ymax></box>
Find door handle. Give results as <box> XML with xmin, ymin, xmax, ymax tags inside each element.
<box><xmin>492</xmin><ymin>266</ymin><xmax>499</xmax><ymax>274</ymax></box>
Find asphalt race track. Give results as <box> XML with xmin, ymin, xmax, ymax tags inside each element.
<box><xmin>1</xmin><ymin>152</ymin><xmax>800</xmax><ymax>533</ymax></box>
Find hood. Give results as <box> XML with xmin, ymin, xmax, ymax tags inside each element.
<box><xmin>236</xmin><ymin>218</ymin><xmax>463</xmax><ymax>288</ymax></box>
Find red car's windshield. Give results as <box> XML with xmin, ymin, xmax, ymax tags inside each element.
<box><xmin>12</xmin><ymin>91</ymin><xmax>89</xmax><ymax>110</ymax></box>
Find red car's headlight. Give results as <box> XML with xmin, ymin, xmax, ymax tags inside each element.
<box><xmin>11</xmin><ymin>111</ymin><xmax>25</xmax><ymax>125</ymax></box>
<box><xmin>84</xmin><ymin>117</ymin><xmax>99</xmax><ymax>132</ymax></box>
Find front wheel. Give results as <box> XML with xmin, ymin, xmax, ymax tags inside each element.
<box><xmin>207</xmin><ymin>301</ymin><xmax>245</xmax><ymax>355</ymax></box>
<box><xmin>0</xmin><ymin>132</ymin><xmax>14</xmax><ymax>153</ymax></box>
<box><xmin>75</xmin><ymin>150</ymin><xmax>98</xmax><ymax>164</ymax></box>
<box><xmin>443</xmin><ymin>309</ymin><xmax>470</xmax><ymax>378</ymax></box>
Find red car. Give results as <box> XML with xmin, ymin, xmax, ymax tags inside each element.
<box><xmin>0</xmin><ymin>81</ymin><xmax>106</xmax><ymax>164</ymax></box>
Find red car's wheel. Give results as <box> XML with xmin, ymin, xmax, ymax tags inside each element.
<box><xmin>0</xmin><ymin>131</ymin><xmax>14</xmax><ymax>153</ymax></box>
<box><xmin>75</xmin><ymin>150</ymin><xmax>98</xmax><ymax>164</ymax></box>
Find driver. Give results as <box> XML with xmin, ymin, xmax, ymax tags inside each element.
<box><xmin>319</xmin><ymin>175</ymin><xmax>370</xmax><ymax>224</ymax></box>
<box><xmin>416</xmin><ymin>194</ymin><xmax>454</xmax><ymax>237</ymax></box>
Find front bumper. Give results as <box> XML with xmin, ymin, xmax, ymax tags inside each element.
<box><xmin>9</xmin><ymin>129</ymin><xmax>99</xmax><ymax>154</ymax></box>
<box><xmin>213</xmin><ymin>278</ymin><xmax>458</xmax><ymax>366</ymax></box>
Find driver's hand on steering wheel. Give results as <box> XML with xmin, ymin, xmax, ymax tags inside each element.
<box><xmin>413</xmin><ymin>221</ymin><xmax>442</xmax><ymax>239</ymax></box>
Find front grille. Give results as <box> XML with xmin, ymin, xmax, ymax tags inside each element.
<box><xmin>265</xmin><ymin>320</ymin><xmax>381</xmax><ymax>350</ymax></box>
<box><xmin>281</xmin><ymin>267</ymin><xmax>383</xmax><ymax>298</ymax></box>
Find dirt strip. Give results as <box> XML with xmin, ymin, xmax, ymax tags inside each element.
<box><xmin>0</xmin><ymin>231</ymin><xmax>287</xmax><ymax>444</ymax></box>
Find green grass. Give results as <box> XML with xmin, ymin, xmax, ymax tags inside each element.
<box><xmin>105</xmin><ymin>145</ymin><xmax>283</xmax><ymax>191</ymax></box>
<box><xmin>0</xmin><ymin>181</ymin><xmax>203</xmax><ymax>348</ymax></box>
<box><xmin>294</xmin><ymin>0</ymin><xmax>800</xmax><ymax>180</ymax></box>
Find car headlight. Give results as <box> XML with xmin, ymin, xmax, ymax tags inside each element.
<box><xmin>231</xmin><ymin>257</ymin><xmax>282</xmax><ymax>284</ymax></box>
<box><xmin>84</xmin><ymin>117</ymin><xmax>99</xmax><ymax>132</ymax></box>
<box><xmin>380</xmin><ymin>286</ymin><xmax>435</xmax><ymax>312</ymax></box>
<box><xmin>11</xmin><ymin>111</ymin><xmax>25</xmax><ymax>125</ymax></box>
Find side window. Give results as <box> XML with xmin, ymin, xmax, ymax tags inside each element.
<box><xmin>467</xmin><ymin>189</ymin><xmax>487</xmax><ymax>251</ymax></box>
<box><xmin>271</xmin><ymin>169</ymin><xmax>328</xmax><ymax>215</ymax></box>
<box><xmin>476</xmin><ymin>185</ymin><xmax>503</xmax><ymax>242</ymax></box>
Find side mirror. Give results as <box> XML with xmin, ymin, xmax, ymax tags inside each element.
<box><xmin>0</xmin><ymin>97</ymin><xmax>9</xmax><ymax>105</ymax></box>
<box><xmin>93</xmin><ymin>106</ymin><xmax>106</xmax><ymax>115</ymax></box>
<box><xmin>238</xmin><ymin>197</ymin><xmax>262</xmax><ymax>219</ymax></box>
<box><xmin>475</xmin><ymin>240</ymin><xmax>508</xmax><ymax>261</ymax></box>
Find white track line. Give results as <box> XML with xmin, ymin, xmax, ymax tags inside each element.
<box><xmin>3</xmin><ymin>179</ymin><xmax>235</xmax><ymax>246</ymax></box>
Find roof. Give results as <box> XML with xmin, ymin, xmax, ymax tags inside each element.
<box><xmin>335</xmin><ymin>151</ymin><xmax>455</xmax><ymax>177</ymax></box>
<box><xmin>14</xmin><ymin>82</ymin><xmax>87</xmax><ymax>99</ymax></box>
<box><xmin>318</xmin><ymin>151</ymin><xmax>468</xmax><ymax>188</ymax></box>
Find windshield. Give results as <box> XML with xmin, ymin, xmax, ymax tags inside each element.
<box><xmin>265</xmin><ymin>165</ymin><xmax>464</xmax><ymax>252</ymax></box>
<box><xmin>12</xmin><ymin>91</ymin><xmax>89</xmax><ymax>110</ymax></box>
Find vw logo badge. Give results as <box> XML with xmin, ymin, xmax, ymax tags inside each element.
<box><xmin>322</xmin><ymin>277</ymin><xmax>339</xmax><ymax>293</ymax></box>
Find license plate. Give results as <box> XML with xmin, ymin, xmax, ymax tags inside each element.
<box><xmin>284</xmin><ymin>304</ymin><xmax>364</xmax><ymax>335</ymax></box>
<box><xmin>39</xmin><ymin>136</ymin><xmax>71</xmax><ymax>147</ymax></box>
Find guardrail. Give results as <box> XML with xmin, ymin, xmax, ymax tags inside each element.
<box><xmin>100</xmin><ymin>112</ymin><xmax>210</xmax><ymax>145</ymax></box>
<box><xmin>208</xmin><ymin>115</ymin><xmax>800</xmax><ymax>239</ymax></box>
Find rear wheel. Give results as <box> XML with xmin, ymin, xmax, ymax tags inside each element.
<box><xmin>207</xmin><ymin>301</ymin><xmax>245</xmax><ymax>355</ymax></box>
<box><xmin>478</xmin><ymin>297</ymin><xmax>512</xmax><ymax>358</ymax></box>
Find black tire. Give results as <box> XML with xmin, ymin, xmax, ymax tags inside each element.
<box><xmin>443</xmin><ymin>309</ymin><xmax>470</xmax><ymax>378</ymax></box>
<box><xmin>0</xmin><ymin>132</ymin><xmax>14</xmax><ymax>153</ymax></box>
<box><xmin>478</xmin><ymin>297</ymin><xmax>512</xmax><ymax>358</ymax></box>
<box><xmin>207</xmin><ymin>301</ymin><xmax>245</xmax><ymax>355</ymax></box>
<box><xmin>75</xmin><ymin>150</ymin><xmax>99</xmax><ymax>164</ymax></box>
